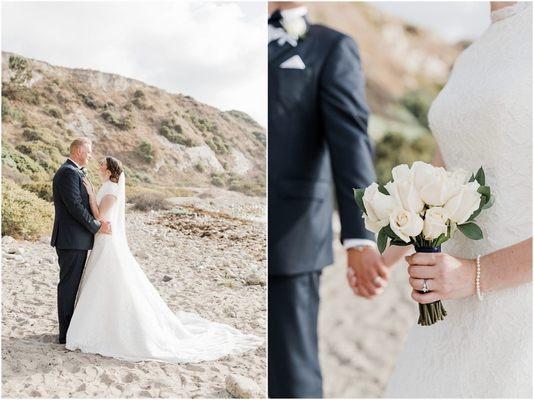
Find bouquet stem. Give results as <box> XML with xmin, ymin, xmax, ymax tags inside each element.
<box><xmin>415</xmin><ymin>245</ymin><xmax>447</xmax><ymax>326</ymax></box>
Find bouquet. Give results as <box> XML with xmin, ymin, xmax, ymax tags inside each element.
<box><xmin>354</xmin><ymin>161</ymin><xmax>494</xmax><ymax>326</ymax></box>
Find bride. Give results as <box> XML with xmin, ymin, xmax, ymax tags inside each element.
<box><xmin>66</xmin><ymin>156</ymin><xmax>262</xmax><ymax>363</ymax></box>
<box><xmin>382</xmin><ymin>2</ymin><xmax>532</xmax><ymax>397</ymax></box>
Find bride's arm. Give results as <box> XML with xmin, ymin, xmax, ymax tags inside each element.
<box><xmin>407</xmin><ymin>238</ymin><xmax>532</xmax><ymax>303</ymax></box>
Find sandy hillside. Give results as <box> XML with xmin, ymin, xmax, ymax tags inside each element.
<box><xmin>2</xmin><ymin>189</ymin><xmax>266</xmax><ymax>398</ymax></box>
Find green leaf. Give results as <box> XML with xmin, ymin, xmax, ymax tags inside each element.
<box><xmin>353</xmin><ymin>188</ymin><xmax>366</xmax><ymax>214</ymax></box>
<box><xmin>458</xmin><ymin>222</ymin><xmax>483</xmax><ymax>240</ymax></box>
<box><xmin>433</xmin><ymin>233</ymin><xmax>449</xmax><ymax>247</ymax></box>
<box><xmin>477</xmin><ymin>185</ymin><xmax>490</xmax><ymax>198</ymax></box>
<box><xmin>467</xmin><ymin>206</ymin><xmax>483</xmax><ymax>222</ymax></box>
<box><xmin>475</xmin><ymin>167</ymin><xmax>485</xmax><ymax>186</ymax></box>
<box><xmin>377</xmin><ymin>227</ymin><xmax>389</xmax><ymax>254</ymax></box>
<box><xmin>377</xmin><ymin>184</ymin><xmax>390</xmax><ymax>195</ymax></box>
<box><xmin>468</xmin><ymin>173</ymin><xmax>475</xmax><ymax>183</ymax></box>
<box><xmin>390</xmin><ymin>239</ymin><xmax>412</xmax><ymax>247</ymax></box>
<box><xmin>482</xmin><ymin>195</ymin><xmax>495</xmax><ymax>209</ymax></box>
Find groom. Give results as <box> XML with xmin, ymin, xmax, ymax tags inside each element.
<box><xmin>268</xmin><ymin>3</ymin><xmax>389</xmax><ymax>398</ymax></box>
<box><xmin>51</xmin><ymin>137</ymin><xmax>111</xmax><ymax>344</ymax></box>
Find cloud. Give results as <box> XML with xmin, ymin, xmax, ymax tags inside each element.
<box><xmin>1</xmin><ymin>1</ymin><xmax>267</xmax><ymax>126</ymax></box>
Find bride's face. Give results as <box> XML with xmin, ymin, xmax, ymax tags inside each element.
<box><xmin>98</xmin><ymin>159</ymin><xmax>111</xmax><ymax>181</ymax></box>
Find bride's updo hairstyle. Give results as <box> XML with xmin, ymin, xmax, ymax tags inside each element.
<box><xmin>106</xmin><ymin>156</ymin><xmax>124</xmax><ymax>183</ymax></box>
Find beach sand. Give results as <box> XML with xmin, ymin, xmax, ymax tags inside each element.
<box><xmin>2</xmin><ymin>188</ymin><xmax>266</xmax><ymax>398</ymax></box>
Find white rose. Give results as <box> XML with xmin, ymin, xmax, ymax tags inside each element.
<box><xmin>419</xmin><ymin>168</ymin><xmax>462</xmax><ymax>206</ymax></box>
<box><xmin>423</xmin><ymin>207</ymin><xmax>449</xmax><ymax>240</ymax></box>
<box><xmin>385</xmin><ymin>179</ymin><xmax>424</xmax><ymax>213</ymax></box>
<box><xmin>444</xmin><ymin>181</ymin><xmax>482</xmax><ymax>224</ymax></box>
<box><xmin>282</xmin><ymin>16</ymin><xmax>307</xmax><ymax>39</ymax></box>
<box><xmin>391</xmin><ymin>164</ymin><xmax>411</xmax><ymax>182</ymax></box>
<box><xmin>411</xmin><ymin>161</ymin><xmax>436</xmax><ymax>191</ymax></box>
<box><xmin>389</xmin><ymin>206</ymin><xmax>424</xmax><ymax>243</ymax></box>
<box><xmin>362</xmin><ymin>183</ymin><xmax>397</xmax><ymax>234</ymax></box>
<box><xmin>448</xmin><ymin>168</ymin><xmax>470</xmax><ymax>186</ymax></box>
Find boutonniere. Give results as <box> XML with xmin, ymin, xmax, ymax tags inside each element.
<box><xmin>281</xmin><ymin>15</ymin><xmax>307</xmax><ymax>42</ymax></box>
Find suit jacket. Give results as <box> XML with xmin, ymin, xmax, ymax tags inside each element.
<box><xmin>51</xmin><ymin>159</ymin><xmax>100</xmax><ymax>250</ymax></box>
<box><xmin>268</xmin><ymin>23</ymin><xmax>376</xmax><ymax>276</ymax></box>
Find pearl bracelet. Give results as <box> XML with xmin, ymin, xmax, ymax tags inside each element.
<box><xmin>476</xmin><ymin>254</ymin><xmax>483</xmax><ymax>301</ymax></box>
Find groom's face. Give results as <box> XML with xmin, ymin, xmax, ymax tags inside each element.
<box><xmin>78</xmin><ymin>144</ymin><xmax>92</xmax><ymax>167</ymax></box>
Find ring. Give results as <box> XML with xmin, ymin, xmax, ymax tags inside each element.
<box><xmin>373</xmin><ymin>276</ymin><xmax>380</xmax><ymax>285</ymax></box>
<box><xmin>422</xmin><ymin>279</ymin><xmax>429</xmax><ymax>293</ymax></box>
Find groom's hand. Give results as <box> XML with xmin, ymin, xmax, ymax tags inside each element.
<box><xmin>98</xmin><ymin>220</ymin><xmax>112</xmax><ymax>234</ymax></box>
<box><xmin>347</xmin><ymin>246</ymin><xmax>389</xmax><ymax>299</ymax></box>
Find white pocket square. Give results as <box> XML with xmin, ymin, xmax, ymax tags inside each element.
<box><xmin>280</xmin><ymin>55</ymin><xmax>306</xmax><ymax>70</ymax></box>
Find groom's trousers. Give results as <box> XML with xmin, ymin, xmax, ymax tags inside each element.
<box><xmin>268</xmin><ymin>271</ymin><xmax>323</xmax><ymax>398</ymax></box>
<box><xmin>56</xmin><ymin>249</ymin><xmax>88</xmax><ymax>342</ymax></box>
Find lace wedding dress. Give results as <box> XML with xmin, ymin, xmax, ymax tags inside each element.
<box><xmin>66</xmin><ymin>174</ymin><xmax>262</xmax><ymax>363</ymax></box>
<box><xmin>385</xmin><ymin>3</ymin><xmax>532</xmax><ymax>398</ymax></box>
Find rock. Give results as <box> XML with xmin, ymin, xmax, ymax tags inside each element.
<box><xmin>244</xmin><ymin>272</ymin><xmax>265</xmax><ymax>286</ymax></box>
<box><xmin>5</xmin><ymin>254</ymin><xmax>24</xmax><ymax>262</ymax></box>
<box><xmin>225</xmin><ymin>374</ymin><xmax>262</xmax><ymax>399</ymax></box>
<box><xmin>162</xmin><ymin>275</ymin><xmax>172</xmax><ymax>282</ymax></box>
<box><xmin>15</xmin><ymin>248</ymin><xmax>25</xmax><ymax>255</ymax></box>
<box><xmin>39</xmin><ymin>236</ymin><xmax>51</xmax><ymax>245</ymax></box>
<box><xmin>2</xmin><ymin>236</ymin><xmax>15</xmax><ymax>244</ymax></box>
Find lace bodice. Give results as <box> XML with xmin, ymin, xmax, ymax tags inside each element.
<box><xmin>429</xmin><ymin>2</ymin><xmax>532</xmax><ymax>259</ymax></box>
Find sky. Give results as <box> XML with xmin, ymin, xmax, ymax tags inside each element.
<box><xmin>1</xmin><ymin>1</ymin><xmax>268</xmax><ymax>126</ymax></box>
<box><xmin>372</xmin><ymin>1</ymin><xmax>491</xmax><ymax>43</ymax></box>
<box><xmin>2</xmin><ymin>1</ymin><xmax>493</xmax><ymax>127</ymax></box>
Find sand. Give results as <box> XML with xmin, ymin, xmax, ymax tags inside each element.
<box><xmin>2</xmin><ymin>188</ymin><xmax>266</xmax><ymax>398</ymax></box>
<box><xmin>319</xmin><ymin>217</ymin><xmax>418</xmax><ymax>398</ymax></box>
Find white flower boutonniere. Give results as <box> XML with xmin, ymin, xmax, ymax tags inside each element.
<box><xmin>281</xmin><ymin>15</ymin><xmax>307</xmax><ymax>42</ymax></box>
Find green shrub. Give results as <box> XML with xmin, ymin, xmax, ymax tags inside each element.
<box><xmin>206</xmin><ymin>135</ymin><xmax>230</xmax><ymax>155</ymax></box>
<box><xmin>129</xmin><ymin>191</ymin><xmax>172</xmax><ymax>211</ymax></box>
<box><xmin>80</xmin><ymin>93</ymin><xmax>98</xmax><ymax>109</ymax></box>
<box><xmin>227</xmin><ymin>173</ymin><xmax>265</xmax><ymax>197</ymax></box>
<box><xmin>22</xmin><ymin>181</ymin><xmax>53</xmax><ymax>202</ymax></box>
<box><xmin>135</xmin><ymin>140</ymin><xmax>155</xmax><ymax>163</ymax></box>
<box><xmin>133</xmin><ymin>89</ymin><xmax>145</xmax><ymax>99</ymax></box>
<box><xmin>400</xmin><ymin>89</ymin><xmax>435</xmax><ymax>129</ymax></box>
<box><xmin>8</xmin><ymin>55</ymin><xmax>32</xmax><ymax>85</ymax></box>
<box><xmin>194</xmin><ymin>163</ymin><xmax>205</xmax><ymax>173</ymax></box>
<box><xmin>101</xmin><ymin>110</ymin><xmax>134</xmax><ymax>130</ymax></box>
<box><xmin>252</xmin><ymin>131</ymin><xmax>266</xmax><ymax>146</ymax></box>
<box><xmin>211</xmin><ymin>174</ymin><xmax>225</xmax><ymax>187</ymax></box>
<box><xmin>2</xmin><ymin>179</ymin><xmax>54</xmax><ymax>240</ymax></box>
<box><xmin>225</xmin><ymin>110</ymin><xmax>261</xmax><ymax>128</ymax></box>
<box><xmin>159</xmin><ymin>117</ymin><xmax>194</xmax><ymax>146</ymax></box>
<box><xmin>2</xmin><ymin>144</ymin><xmax>46</xmax><ymax>177</ymax></box>
<box><xmin>374</xmin><ymin>131</ymin><xmax>436</xmax><ymax>184</ymax></box>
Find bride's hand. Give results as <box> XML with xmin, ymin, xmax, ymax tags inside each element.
<box><xmin>406</xmin><ymin>253</ymin><xmax>476</xmax><ymax>303</ymax></box>
<box><xmin>82</xmin><ymin>178</ymin><xmax>94</xmax><ymax>196</ymax></box>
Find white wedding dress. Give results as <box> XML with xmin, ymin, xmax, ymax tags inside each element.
<box><xmin>66</xmin><ymin>174</ymin><xmax>262</xmax><ymax>363</ymax></box>
<box><xmin>385</xmin><ymin>3</ymin><xmax>532</xmax><ymax>398</ymax></box>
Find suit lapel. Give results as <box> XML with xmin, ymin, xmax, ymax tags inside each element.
<box><xmin>268</xmin><ymin>41</ymin><xmax>295</xmax><ymax>65</ymax></box>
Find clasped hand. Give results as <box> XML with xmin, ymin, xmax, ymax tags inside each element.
<box><xmin>346</xmin><ymin>246</ymin><xmax>390</xmax><ymax>298</ymax></box>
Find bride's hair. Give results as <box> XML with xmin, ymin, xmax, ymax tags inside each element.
<box><xmin>105</xmin><ymin>156</ymin><xmax>124</xmax><ymax>183</ymax></box>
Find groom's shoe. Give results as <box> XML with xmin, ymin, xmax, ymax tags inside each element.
<box><xmin>58</xmin><ymin>336</ymin><xmax>66</xmax><ymax>345</ymax></box>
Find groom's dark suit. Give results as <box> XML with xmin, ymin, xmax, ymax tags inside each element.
<box><xmin>51</xmin><ymin>159</ymin><xmax>100</xmax><ymax>343</ymax></box>
<box><xmin>268</xmin><ymin>14</ymin><xmax>376</xmax><ymax>398</ymax></box>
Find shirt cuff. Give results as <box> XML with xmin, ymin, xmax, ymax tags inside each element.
<box><xmin>343</xmin><ymin>239</ymin><xmax>377</xmax><ymax>250</ymax></box>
